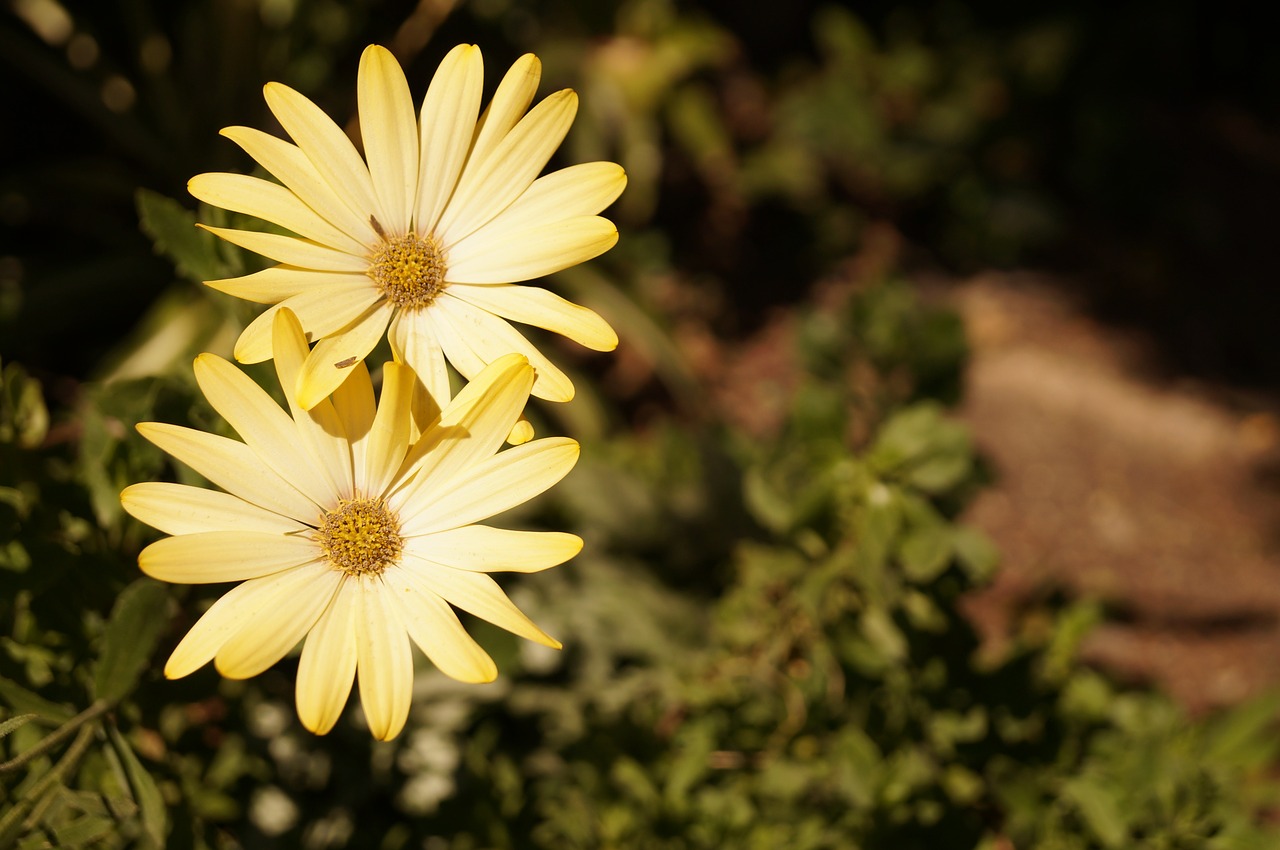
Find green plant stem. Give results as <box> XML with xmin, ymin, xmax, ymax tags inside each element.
<box><xmin>0</xmin><ymin>723</ymin><xmax>96</xmax><ymax>846</ymax></box>
<box><xmin>0</xmin><ymin>699</ymin><xmax>110</xmax><ymax>774</ymax></box>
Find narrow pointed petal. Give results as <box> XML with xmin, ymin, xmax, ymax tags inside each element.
<box><xmin>354</xmin><ymin>578</ymin><xmax>414</xmax><ymax>741</ymax></box>
<box><xmin>399</xmin><ymin>437</ymin><xmax>579</xmax><ymax>536</ymax></box>
<box><xmin>382</xmin><ymin>566</ymin><xmax>497</xmax><ymax>683</ymax></box>
<box><xmin>468</xmin><ymin>53</ymin><xmax>540</xmax><ymax>173</ymax></box>
<box><xmin>389</xmin><ymin>311</ymin><xmax>450</xmax><ymax>429</ymax></box>
<box><xmin>361</xmin><ymin>362</ymin><xmax>415</xmax><ymax>497</ymax></box>
<box><xmin>137</xmin><ymin>423</ymin><xmax>318</xmax><ymax>522</ymax></box>
<box><xmin>296</xmin><ymin>301</ymin><xmax>395</xmax><ymax>411</ymax></box>
<box><xmin>437</xmin><ymin>89</ymin><xmax>578</xmax><ymax>244</ymax></box>
<box><xmin>220</xmin><ymin>125</ymin><xmax>378</xmax><ymax>245</ymax></box>
<box><xmin>296</xmin><ymin>580</ymin><xmax>358</xmax><ymax>734</ymax></box>
<box><xmin>205</xmin><ymin>267</ymin><xmax>368</xmax><ymax>305</ymax></box>
<box><xmin>195</xmin><ymin>353</ymin><xmax>337</xmax><ymax>505</ymax></box>
<box><xmin>359</xmin><ymin>46</ymin><xmax>418</xmax><ymax>235</ymax></box>
<box><xmin>235</xmin><ymin>283</ymin><xmax>380</xmax><ymax>364</ymax></box>
<box><xmin>414</xmin><ymin>44</ymin><xmax>483</xmax><ymax>234</ymax></box>
<box><xmin>164</xmin><ymin>563</ymin><xmax>332</xmax><ymax>679</ymax></box>
<box><xmin>433</xmin><ymin>294</ymin><xmax>574</xmax><ymax>402</ymax></box>
<box><xmin>448</xmin><ymin>284</ymin><xmax>617</xmax><ymax>351</ymax></box>
<box><xmin>272</xmin><ymin>309</ymin><xmax>355</xmax><ymax>498</ymax></box>
<box><xmin>121</xmin><ymin>482</ymin><xmax>306</xmax><ymax>536</ymax></box>
<box><xmin>405</xmin><ymin>525</ymin><xmax>581</xmax><ymax>573</ymax></box>
<box><xmin>477</xmin><ymin>162</ymin><xmax>627</xmax><ymax>235</ymax></box>
<box><xmin>391</xmin><ymin>353</ymin><xmax>532</xmax><ymax>506</ymax></box>
<box><xmin>189</xmin><ymin>172</ymin><xmax>366</xmax><ymax>255</ymax></box>
<box><xmin>263</xmin><ymin>82</ymin><xmax>389</xmax><ymax>232</ymax></box>
<box><xmin>199</xmin><ymin>224</ymin><xmax>368</xmax><ymax>272</ymax></box>
<box><xmin>400</xmin><ymin>559</ymin><xmax>559</xmax><ymax>647</ymax></box>
<box><xmin>331</xmin><ymin>359</ymin><xmax>376</xmax><ymax>475</ymax></box>
<box><xmin>215</xmin><ymin>567</ymin><xmax>341</xmax><ymax>679</ymax></box>
<box><xmin>446</xmin><ymin>215</ymin><xmax>618</xmax><ymax>285</ymax></box>
<box><xmin>140</xmin><ymin>532</ymin><xmax>320</xmax><ymax>584</ymax></box>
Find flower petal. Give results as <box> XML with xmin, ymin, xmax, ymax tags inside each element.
<box><xmin>139</xmin><ymin>532</ymin><xmax>320</xmax><ymax>584</ymax></box>
<box><xmin>199</xmin><ymin>224</ymin><xmax>368</xmax><ymax>272</ymax></box>
<box><xmin>405</xmin><ymin>525</ymin><xmax>581</xmax><ymax>573</ymax></box>
<box><xmin>194</xmin><ymin>353</ymin><xmax>337</xmax><ymax>505</ymax></box>
<box><xmin>382</xmin><ymin>565</ymin><xmax>497</xmax><ymax>683</ymax></box>
<box><xmin>271</xmin><ymin>309</ymin><xmax>355</xmax><ymax>499</ymax></box>
<box><xmin>295</xmin><ymin>301</ymin><xmax>395</xmax><ymax>411</ymax></box>
<box><xmin>235</xmin><ymin>283</ymin><xmax>380</xmax><ymax>364</ymax></box>
<box><xmin>137</xmin><ymin>423</ymin><xmax>317</xmax><ymax>522</ymax></box>
<box><xmin>413</xmin><ymin>44</ymin><xmax>483</xmax><ymax>235</ymax></box>
<box><xmin>360</xmin><ymin>362</ymin><xmax>415</xmax><ymax>498</ymax></box>
<box><xmin>433</xmin><ymin>294</ymin><xmax>574</xmax><ymax>402</ymax></box>
<box><xmin>448</xmin><ymin>284</ymin><xmax>617</xmax><ymax>351</ymax></box>
<box><xmin>220</xmin><ymin>125</ymin><xmax>378</xmax><ymax>245</ymax></box>
<box><xmin>399</xmin><ymin>437</ymin><xmax>579</xmax><ymax>536</ymax></box>
<box><xmin>358</xmin><ymin>45</ymin><xmax>419</xmax><ymax>237</ymax></box>
<box><xmin>296</xmin><ymin>579</ymin><xmax>358</xmax><ymax>734</ymax></box>
<box><xmin>468</xmin><ymin>53</ymin><xmax>540</xmax><ymax>176</ymax></box>
<box><xmin>263</xmin><ymin>82</ymin><xmax>389</xmax><ymax>234</ymax></box>
<box><xmin>437</xmin><ymin>89</ymin><xmax>578</xmax><ymax>245</ymax></box>
<box><xmin>389</xmin><ymin>310</ymin><xmax>451</xmax><ymax>426</ymax></box>
<box><xmin>354</xmin><ymin>577</ymin><xmax>414</xmax><ymax>741</ymax></box>
<box><xmin>189</xmin><ymin>172</ymin><xmax>366</xmax><ymax>255</ymax></box>
<box><xmin>206</xmin><ymin>267</ymin><xmax>369</xmax><ymax>305</ymax></box>
<box><xmin>122</xmin><ymin>482</ymin><xmax>306</xmax><ymax>536</ymax></box>
<box><xmin>400</xmin><ymin>558</ymin><xmax>559</xmax><ymax>647</ymax></box>
<box><xmin>164</xmin><ymin>562</ymin><xmax>333</xmax><ymax>679</ymax></box>
<box><xmin>215</xmin><ymin>566</ymin><xmax>341</xmax><ymax>679</ymax></box>
<box><xmin>331</xmin><ymin>359</ymin><xmax>376</xmax><ymax>476</ymax></box>
<box><xmin>476</xmin><ymin>162</ymin><xmax>627</xmax><ymax>235</ymax></box>
<box><xmin>446</xmin><ymin>215</ymin><xmax>618</xmax><ymax>285</ymax></box>
<box><xmin>390</xmin><ymin>353</ymin><xmax>532</xmax><ymax>508</ymax></box>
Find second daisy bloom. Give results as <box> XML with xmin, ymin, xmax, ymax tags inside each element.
<box><xmin>191</xmin><ymin>44</ymin><xmax>624</xmax><ymax>410</ymax></box>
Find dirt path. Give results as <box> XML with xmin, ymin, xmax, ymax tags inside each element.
<box><xmin>954</xmin><ymin>274</ymin><xmax>1280</xmax><ymax>712</ymax></box>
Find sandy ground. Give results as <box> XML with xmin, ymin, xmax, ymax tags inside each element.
<box><xmin>952</xmin><ymin>273</ymin><xmax>1280</xmax><ymax>712</ymax></box>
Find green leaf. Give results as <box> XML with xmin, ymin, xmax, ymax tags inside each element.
<box><xmin>51</xmin><ymin>814</ymin><xmax>117</xmax><ymax>847</ymax></box>
<box><xmin>136</xmin><ymin>189</ymin><xmax>230</xmax><ymax>283</ymax></box>
<box><xmin>1203</xmin><ymin>691</ymin><xmax>1280</xmax><ymax>771</ymax></box>
<box><xmin>0</xmin><ymin>676</ymin><xmax>74</xmax><ymax>724</ymax></box>
<box><xmin>0</xmin><ymin>713</ymin><xmax>37</xmax><ymax>739</ymax></box>
<box><xmin>106</xmin><ymin>724</ymin><xmax>167</xmax><ymax>848</ymax></box>
<box><xmin>93</xmin><ymin>579</ymin><xmax>170</xmax><ymax>704</ymax></box>
<box><xmin>1063</xmin><ymin>777</ymin><xmax>1128</xmax><ymax>848</ymax></box>
<box><xmin>0</xmin><ymin>361</ymin><xmax>49</xmax><ymax>448</ymax></box>
<box><xmin>952</xmin><ymin>526</ymin><xmax>999</xmax><ymax>583</ymax></box>
<box><xmin>860</xmin><ymin>607</ymin><xmax>907</xmax><ymax>662</ymax></box>
<box><xmin>898</xmin><ymin>524</ymin><xmax>952</xmax><ymax>582</ymax></box>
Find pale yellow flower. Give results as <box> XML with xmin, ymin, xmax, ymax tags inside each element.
<box><xmin>121</xmin><ymin>309</ymin><xmax>581</xmax><ymax>741</ymax></box>
<box><xmin>190</xmin><ymin>44</ymin><xmax>623</xmax><ymax>411</ymax></box>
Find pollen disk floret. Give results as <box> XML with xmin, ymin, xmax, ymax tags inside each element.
<box><xmin>369</xmin><ymin>233</ymin><xmax>447</xmax><ymax>309</ymax></box>
<box><xmin>189</xmin><ymin>42</ymin><xmax>626</xmax><ymax>412</ymax></box>
<box><xmin>318</xmin><ymin>498</ymin><xmax>403</xmax><ymax>576</ymax></box>
<box><xmin>121</xmin><ymin>309</ymin><xmax>584</xmax><ymax>742</ymax></box>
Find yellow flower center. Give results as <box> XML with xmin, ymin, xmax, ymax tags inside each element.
<box><xmin>368</xmin><ymin>232</ymin><xmax>448</xmax><ymax>310</ymax></box>
<box><xmin>317</xmin><ymin>498</ymin><xmax>403</xmax><ymax>577</ymax></box>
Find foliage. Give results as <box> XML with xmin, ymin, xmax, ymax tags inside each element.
<box><xmin>3</xmin><ymin>1</ymin><xmax>1278</xmax><ymax>848</ymax></box>
<box><xmin>5</xmin><ymin>241</ymin><xmax>1280</xmax><ymax>845</ymax></box>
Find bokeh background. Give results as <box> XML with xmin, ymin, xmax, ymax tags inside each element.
<box><xmin>4</xmin><ymin>0</ymin><xmax>1280</xmax><ymax>847</ymax></box>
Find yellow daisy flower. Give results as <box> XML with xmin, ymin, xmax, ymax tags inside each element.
<box><xmin>190</xmin><ymin>44</ymin><xmax>624</xmax><ymax>411</ymax></box>
<box><xmin>121</xmin><ymin>309</ymin><xmax>581</xmax><ymax>741</ymax></box>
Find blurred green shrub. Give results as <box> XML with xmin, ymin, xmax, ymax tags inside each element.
<box><xmin>5</xmin><ymin>250</ymin><xmax>1280</xmax><ymax>846</ymax></box>
<box><xmin>3</xmin><ymin>2</ymin><xmax>1279</xmax><ymax>848</ymax></box>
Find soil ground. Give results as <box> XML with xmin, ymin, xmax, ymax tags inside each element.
<box><xmin>952</xmin><ymin>273</ymin><xmax>1280</xmax><ymax>713</ymax></box>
